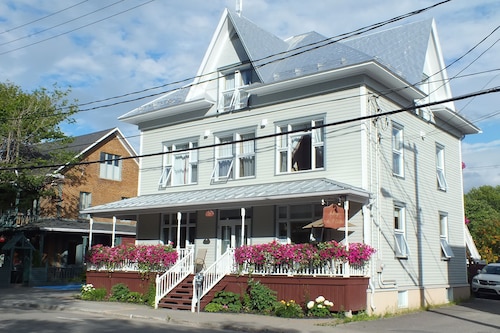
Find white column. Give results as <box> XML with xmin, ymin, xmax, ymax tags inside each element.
<box><xmin>176</xmin><ymin>212</ymin><xmax>182</xmax><ymax>252</ymax></box>
<box><xmin>344</xmin><ymin>200</ymin><xmax>350</xmax><ymax>278</ymax></box>
<box><xmin>112</xmin><ymin>216</ymin><xmax>117</xmax><ymax>247</ymax></box>
<box><xmin>89</xmin><ymin>217</ymin><xmax>94</xmax><ymax>250</ymax></box>
<box><xmin>241</xmin><ymin>208</ymin><xmax>246</xmax><ymax>246</ymax></box>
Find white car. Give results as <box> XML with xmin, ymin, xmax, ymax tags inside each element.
<box><xmin>471</xmin><ymin>263</ymin><xmax>500</xmax><ymax>297</ymax></box>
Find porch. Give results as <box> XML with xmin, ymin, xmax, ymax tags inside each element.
<box><xmin>86</xmin><ymin>246</ymin><xmax>370</xmax><ymax>313</ymax></box>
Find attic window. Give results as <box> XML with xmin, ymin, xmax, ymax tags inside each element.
<box><xmin>99</xmin><ymin>152</ymin><xmax>122</xmax><ymax>181</ymax></box>
<box><xmin>218</xmin><ymin>68</ymin><xmax>251</xmax><ymax>112</ymax></box>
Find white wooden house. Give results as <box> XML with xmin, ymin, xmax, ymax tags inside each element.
<box><xmin>83</xmin><ymin>8</ymin><xmax>480</xmax><ymax>314</ymax></box>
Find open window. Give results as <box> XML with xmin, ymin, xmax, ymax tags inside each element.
<box><xmin>436</xmin><ymin>144</ymin><xmax>447</xmax><ymax>191</ymax></box>
<box><xmin>211</xmin><ymin>132</ymin><xmax>255</xmax><ymax>183</ymax></box>
<box><xmin>394</xmin><ymin>203</ymin><xmax>409</xmax><ymax>258</ymax></box>
<box><xmin>277</xmin><ymin>119</ymin><xmax>324</xmax><ymax>173</ymax></box>
<box><xmin>218</xmin><ymin>68</ymin><xmax>252</xmax><ymax>112</ymax></box>
<box><xmin>159</xmin><ymin>141</ymin><xmax>198</xmax><ymax>188</ymax></box>
<box><xmin>440</xmin><ymin>213</ymin><xmax>454</xmax><ymax>259</ymax></box>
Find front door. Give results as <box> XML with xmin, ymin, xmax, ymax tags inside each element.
<box><xmin>218</xmin><ymin>219</ymin><xmax>250</xmax><ymax>257</ymax></box>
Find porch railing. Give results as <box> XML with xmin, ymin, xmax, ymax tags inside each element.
<box><xmin>191</xmin><ymin>248</ymin><xmax>235</xmax><ymax>312</ymax></box>
<box><xmin>154</xmin><ymin>246</ymin><xmax>195</xmax><ymax>309</ymax></box>
<box><xmin>234</xmin><ymin>260</ymin><xmax>369</xmax><ymax>277</ymax></box>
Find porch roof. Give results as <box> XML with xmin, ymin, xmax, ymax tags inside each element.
<box><xmin>82</xmin><ymin>178</ymin><xmax>370</xmax><ymax>218</ymax></box>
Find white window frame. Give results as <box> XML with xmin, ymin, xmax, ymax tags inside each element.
<box><xmin>436</xmin><ymin>144</ymin><xmax>447</xmax><ymax>191</ymax></box>
<box><xmin>161</xmin><ymin>212</ymin><xmax>197</xmax><ymax>249</ymax></box>
<box><xmin>79</xmin><ymin>192</ymin><xmax>91</xmax><ymax>218</ymax></box>
<box><xmin>394</xmin><ymin>203</ymin><xmax>409</xmax><ymax>258</ymax></box>
<box><xmin>276</xmin><ymin>119</ymin><xmax>324</xmax><ymax>174</ymax></box>
<box><xmin>392</xmin><ymin>123</ymin><xmax>404</xmax><ymax>177</ymax></box>
<box><xmin>211</xmin><ymin>132</ymin><xmax>255</xmax><ymax>183</ymax></box>
<box><xmin>159</xmin><ymin>140</ymin><xmax>198</xmax><ymax>188</ymax></box>
<box><xmin>218</xmin><ymin>68</ymin><xmax>251</xmax><ymax>112</ymax></box>
<box><xmin>439</xmin><ymin>212</ymin><xmax>454</xmax><ymax>259</ymax></box>
<box><xmin>99</xmin><ymin>152</ymin><xmax>122</xmax><ymax>181</ymax></box>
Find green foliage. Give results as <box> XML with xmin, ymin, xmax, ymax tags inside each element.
<box><xmin>306</xmin><ymin>296</ymin><xmax>333</xmax><ymax>317</ymax></box>
<box><xmin>274</xmin><ymin>299</ymin><xmax>304</xmax><ymax>318</ymax></box>
<box><xmin>0</xmin><ymin>81</ymin><xmax>79</xmax><ymax>213</ymax></box>
<box><xmin>245</xmin><ymin>279</ymin><xmax>277</xmax><ymax>314</ymax></box>
<box><xmin>80</xmin><ymin>284</ymin><xmax>107</xmax><ymax>301</ymax></box>
<box><xmin>143</xmin><ymin>282</ymin><xmax>156</xmax><ymax>307</ymax></box>
<box><xmin>205</xmin><ymin>290</ymin><xmax>242</xmax><ymax>312</ymax></box>
<box><xmin>109</xmin><ymin>283</ymin><xmax>131</xmax><ymax>302</ymax></box>
<box><xmin>127</xmin><ymin>292</ymin><xmax>144</xmax><ymax>303</ymax></box>
<box><xmin>465</xmin><ymin>185</ymin><xmax>500</xmax><ymax>263</ymax></box>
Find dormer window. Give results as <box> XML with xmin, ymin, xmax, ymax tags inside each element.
<box><xmin>218</xmin><ymin>67</ymin><xmax>252</xmax><ymax>112</ymax></box>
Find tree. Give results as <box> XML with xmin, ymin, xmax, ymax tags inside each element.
<box><xmin>464</xmin><ymin>185</ymin><xmax>500</xmax><ymax>263</ymax></box>
<box><xmin>0</xmin><ymin>81</ymin><xmax>79</xmax><ymax>215</ymax></box>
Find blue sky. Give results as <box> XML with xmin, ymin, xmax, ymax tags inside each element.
<box><xmin>0</xmin><ymin>0</ymin><xmax>498</xmax><ymax>192</ymax></box>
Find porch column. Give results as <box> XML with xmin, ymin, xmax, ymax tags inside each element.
<box><xmin>176</xmin><ymin>212</ymin><xmax>181</xmax><ymax>252</ymax></box>
<box><xmin>111</xmin><ymin>216</ymin><xmax>117</xmax><ymax>247</ymax></box>
<box><xmin>241</xmin><ymin>208</ymin><xmax>246</xmax><ymax>246</ymax></box>
<box><xmin>344</xmin><ymin>200</ymin><xmax>350</xmax><ymax>277</ymax></box>
<box><xmin>89</xmin><ymin>217</ymin><xmax>94</xmax><ymax>250</ymax></box>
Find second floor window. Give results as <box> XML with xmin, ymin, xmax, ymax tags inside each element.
<box><xmin>99</xmin><ymin>152</ymin><xmax>122</xmax><ymax>181</ymax></box>
<box><xmin>392</xmin><ymin>123</ymin><xmax>404</xmax><ymax>177</ymax></box>
<box><xmin>159</xmin><ymin>141</ymin><xmax>198</xmax><ymax>187</ymax></box>
<box><xmin>394</xmin><ymin>203</ymin><xmax>409</xmax><ymax>258</ymax></box>
<box><xmin>277</xmin><ymin>119</ymin><xmax>324</xmax><ymax>173</ymax></box>
<box><xmin>436</xmin><ymin>144</ymin><xmax>447</xmax><ymax>191</ymax></box>
<box><xmin>211</xmin><ymin>132</ymin><xmax>255</xmax><ymax>183</ymax></box>
<box><xmin>79</xmin><ymin>192</ymin><xmax>91</xmax><ymax>218</ymax></box>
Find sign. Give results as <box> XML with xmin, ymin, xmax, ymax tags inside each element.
<box><xmin>322</xmin><ymin>204</ymin><xmax>345</xmax><ymax>229</ymax></box>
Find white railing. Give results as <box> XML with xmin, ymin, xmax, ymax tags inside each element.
<box><xmin>233</xmin><ymin>260</ymin><xmax>369</xmax><ymax>277</ymax></box>
<box><xmin>191</xmin><ymin>248</ymin><xmax>235</xmax><ymax>312</ymax></box>
<box><xmin>154</xmin><ymin>247</ymin><xmax>195</xmax><ymax>309</ymax></box>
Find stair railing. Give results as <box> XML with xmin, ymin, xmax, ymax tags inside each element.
<box><xmin>191</xmin><ymin>248</ymin><xmax>235</xmax><ymax>312</ymax></box>
<box><xmin>155</xmin><ymin>246</ymin><xmax>195</xmax><ymax>309</ymax></box>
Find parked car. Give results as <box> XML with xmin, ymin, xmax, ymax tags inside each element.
<box><xmin>471</xmin><ymin>263</ymin><xmax>500</xmax><ymax>298</ymax></box>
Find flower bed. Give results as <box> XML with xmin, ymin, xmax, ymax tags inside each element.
<box><xmin>86</xmin><ymin>244</ymin><xmax>178</xmax><ymax>272</ymax></box>
<box><xmin>234</xmin><ymin>241</ymin><xmax>375</xmax><ymax>275</ymax></box>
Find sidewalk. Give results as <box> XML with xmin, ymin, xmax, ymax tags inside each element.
<box><xmin>0</xmin><ymin>285</ymin><xmax>342</xmax><ymax>333</ymax></box>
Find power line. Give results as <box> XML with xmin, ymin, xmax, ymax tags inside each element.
<box><xmin>0</xmin><ymin>0</ymin><xmax>155</xmax><ymax>56</ymax></box>
<box><xmin>0</xmin><ymin>1</ymin><xmax>126</xmax><ymax>47</ymax></box>
<box><xmin>0</xmin><ymin>1</ymin><xmax>89</xmax><ymax>35</ymax></box>
<box><xmin>1</xmin><ymin>86</ymin><xmax>497</xmax><ymax>172</ymax></box>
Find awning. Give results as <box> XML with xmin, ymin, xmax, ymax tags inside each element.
<box><xmin>302</xmin><ymin>219</ymin><xmax>355</xmax><ymax>229</ymax></box>
<box><xmin>81</xmin><ymin>178</ymin><xmax>370</xmax><ymax>218</ymax></box>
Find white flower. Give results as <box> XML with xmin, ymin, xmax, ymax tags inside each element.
<box><xmin>307</xmin><ymin>301</ymin><xmax>315</xmax><ymax>309</ymax></box>
<box><xmin>317</xmin><ymin>304</ymin><xmax>323</xmax><ymax>308</ymax></box>
<box><xmin>315</xmin><ymin>296</ymin><xmax>325</xmax><ymax>303</ymax></box>
<box><xmin>325</xmin><ymin>300</ymin><xmax>333</xmax><ymax>307</ymax></box>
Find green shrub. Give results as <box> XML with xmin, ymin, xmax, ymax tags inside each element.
<box><xmin>127</xmin><ymin>291</ymin><xmax>144</xmax><ymax>303</ymax></box>
<box><xmin>204</xmin><ymin>302</ymin><xmax>224</xmax><ymax>312</ymax></box>
<box><xmin>109</xmin><ymin>283</ymin><xmax>131</xmax><ymax>302</ymax></box>
<box><xmin>245</xmin><ymin>279</ymin><xmax>277</xmax><ymax>314</ymax></box>
<box><xmin>80</xmin><ymin>284</ymin><xmax>107</xmax><ymax>301</ymax></box>
<box><xmin>306</xmin><ymin>296</ymin><xmax>333</xmax><ymax>317</ymax></box>
<box><xmin>274</xmin><ymin>299</ymin><xmax>304</xmax><ymax>318</ymax></box>
<box><xmin>143</xmin><ymin>282</ymin><xmax>156</xmax><ymax>307</ymax></box>
<box><xmin>205</xmin><ymin>290</ymin><xmax>242</xmax><ymax>312</ymax></box>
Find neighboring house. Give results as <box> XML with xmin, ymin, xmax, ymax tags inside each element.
<box><xmin>0</xmin><ymin>128</ymin><xmax>138</xmax><ymax>285</ymax></box>
<box><xmin>82</xmin><ymin>9</ymin><xmax>480</xmax><ymax>314</ymax></box>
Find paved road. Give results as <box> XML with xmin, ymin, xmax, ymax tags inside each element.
<box><xmin>0</xmin><ymin>286</ymin><xmax>498</xmax><ymax>333</ymax></box>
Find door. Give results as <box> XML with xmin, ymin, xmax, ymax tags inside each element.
<box><xmin>218</xmin><ymin>219</ymin><xmax>250</xmax><ymax>257</ymax></box>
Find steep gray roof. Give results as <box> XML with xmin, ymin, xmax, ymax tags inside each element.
<box><xmin>121</xmin><ymin>9</ymin><xmax>433</xmax><ymax>118</ymax></box>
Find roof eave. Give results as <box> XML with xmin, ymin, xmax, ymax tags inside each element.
<box><xmin>119</xmin><ymin>99</ymin><xmax>214</xmax><ymax>125</ymax></box>
<box><xmin>246</xmin><ymin>61</ymin><xmax>424</xmax><ymax>100</ymax></box>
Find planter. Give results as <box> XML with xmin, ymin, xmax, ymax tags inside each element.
<box><xmin>86</xmin><ymin>271</ymin><xmax>156</xmax><ymax>295</ymax></box>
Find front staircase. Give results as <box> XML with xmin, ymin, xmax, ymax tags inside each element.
<box><xmin>157</xmin><ymin>275</ymin><xmax>194</xmax><ymax>310</ymax></box>
<box><xmin>157</xmin><ymin>274</ymin><xmax>228</xmax><ymax>311</ymax></box>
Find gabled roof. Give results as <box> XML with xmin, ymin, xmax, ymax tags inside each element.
<box><xmin>120</xmin><ymin>9</ymin><xmax>435</xmax><ymax>121</ymax></box>
<box><xmin>42</xmin><ymin>127</ymin><xmax>138</xmax><ymax>174</ymax></box>
<box><xmin>81</xmin><ymin>178</ymin><xmax>370</xmax><ymax>218</ymax></box>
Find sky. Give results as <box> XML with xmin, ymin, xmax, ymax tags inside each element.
<box><xmin>0</xmin><ymin>0</ymin><xmax>498</xmax><ymax>193</ymax></box>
